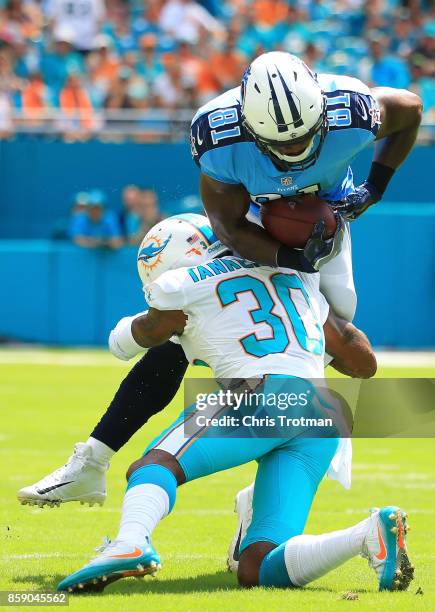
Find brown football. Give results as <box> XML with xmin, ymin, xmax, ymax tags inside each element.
<box><xmin>260</xmin><ymin>194</ymin><xmax>337</xmax><ymax>249</ymax></box>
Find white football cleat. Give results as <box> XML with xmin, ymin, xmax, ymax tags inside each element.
<box><xmin>362</xmin><ymin>506</ymin><xmax>414</xmax><ymax>591</ymax></box>
<box><xmin>17</xmin><ymin>442</ymin><xmax>107</xmax><ymax>508</ymax></box>
<box><xmin>227</xmin><ymin>483</ymin><xmax>254</xmax><ymax>572</ymax></box>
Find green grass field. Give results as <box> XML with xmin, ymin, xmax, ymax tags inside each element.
<box><xmin>1</xmin><ymin>350</ymin><xmax>434</xmax><ymax>611</ymax></box>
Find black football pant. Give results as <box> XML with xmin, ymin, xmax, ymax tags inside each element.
<box><xmin>90</xmin><ymin>342</ymin><xmax>188</xmax><ymax>451</ymax></box>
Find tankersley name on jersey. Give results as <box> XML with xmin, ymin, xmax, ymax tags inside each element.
<box><xmin>190</xmin><ymin>74</ymin><xmax>381</xmax><ymax>205</ymax></box>
<box><xmin>186</xmin><ymin>256</ymin><xmax>261</xmax><ymax>283</ymax></box>
<box><xmin>145</xmin><ymin>256</ymin><xmax>329</xmax><ymax>380</ymax></box>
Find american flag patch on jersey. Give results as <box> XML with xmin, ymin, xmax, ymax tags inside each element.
<box><xmin>187</xmin><ymin>234</ymin><xmax>199</xmax><ymax>244</ymax></box>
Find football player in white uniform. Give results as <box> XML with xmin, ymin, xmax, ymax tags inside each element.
<box><xmin>56</xmin><ymin>215</ymin><xmax>412</xmax><ymax>594</ymax></box>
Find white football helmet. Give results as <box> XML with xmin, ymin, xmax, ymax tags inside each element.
<box><xmin>137</xmin><ymin>213</ymin><xmax>228</xmax><ymax>285</ymax></box>
<box><xmin>241</xmin><ymin>51</ymin><xmax>328</xmax><ymax>171</ymax></box>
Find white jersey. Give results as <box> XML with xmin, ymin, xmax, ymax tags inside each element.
<box><xmin>48</xmin><ymin>0</ymin><xmax>105</xmax><ymax>50</ymax></box>
<box><xmin>145</xmin><ymin>256</ymin><xmax>329</xmax><ymax>380</ymax></box>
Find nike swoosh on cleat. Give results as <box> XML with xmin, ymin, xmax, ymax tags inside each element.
<box><xmin>375</xmin><ymin>524</ymin><xmax>387</xmax><ymax>560</ymax></box>
<box><xmin>233</xmin><ymin>525</ymin><xmax>243</xmax><ymax>562</ymax></box>
<box><xmin>36</xmin><ymin>482</ymin><xmax>74</xmax><ymax>495</ymax></box>
<box><xmin>109</xmin><ymin>547</ymin><xmax>143</xmax><ymax>559</ymax></box>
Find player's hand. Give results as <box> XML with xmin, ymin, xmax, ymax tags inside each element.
<box><xmin>304</xmin><ymin>214</ymin><xmax>345</xmax><ymax>271</ymax></box>
<box><xmin>333</xmin><ymin>181</ymin><xmax>381</xmax><ymax>221</ymax></box>
<box><xmin>109</xmin><ymin>314</ymin><xmax>148</xmax><ymax>361</ymax></box>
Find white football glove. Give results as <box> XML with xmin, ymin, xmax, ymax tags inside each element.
<box><xmin>109</xmin><ymin>312</ymin><xmax>148</xmax><ymax>361</ymax></box>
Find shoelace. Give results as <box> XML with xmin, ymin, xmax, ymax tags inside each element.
<box><xmin>90</xmin><ymin>536</ymin><xmax>119</xmax><ymax>561</ymax></box>
<box><xmin>94</xmin><ymin>536</ymin><xmax>112</xmax><ymax>554</ymax></box>
<box><xmin>36</xmin><ymin>446</ymin><xmax>87</xmax><ymax>487</ymax></box>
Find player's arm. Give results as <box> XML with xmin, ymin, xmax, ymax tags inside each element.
<box><xmin>201</xmin><ymin>173</ymin><xmax>332</xmax><ymax>272</ymax></box>
<box><xmin>372</xmin><ymin>86</ymin><xmax>423</xmax><ymax>169</ymax></box>
<box><xmin>201</xmin><ymin>173</ymin><xmax>280</xmax><ymax>266</ymax></box>
<box><xmin>74</xmin><ymin>236</ymin><xmax>104</xmax><ymax>248</ymax></box>
<box><xmin>335</xmin><ymin>87</ymin><xmax>422</xmax><ymax>221</ymax></box>
<box><xmin>105</xmin><ymin>236</ymin><xmax>124</xmax><ymax>249</ymax></box>
<box><xmin>109</xmin><ymin>309</ymin><xmax>187</xmax><ymax>361</ymax></box>
<box><xmin>132</xmin><ymin>309</ymin><xmax>186</xmax><ymax>347</ymax></box>
<box><xmin>324</xmin><ymin>312</ymin><xmax>377</xmax><ymax>378</ymax></box>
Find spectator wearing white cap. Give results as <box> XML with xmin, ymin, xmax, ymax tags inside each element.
<box><xmin>41</xmin><ymin>26</ymin><xmax>85</xmax><ymax>91</ymax></box>
<box><xmin>46</xmin><ymin>0</ymin><xmax>106</xmax><ymax>53</ymax></box>
<box><xmin>159</xmin><ymin>0</ymin><xmax>224</xmax><ymax>45</ymax></box>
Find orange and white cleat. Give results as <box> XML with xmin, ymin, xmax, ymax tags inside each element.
<box><xmin>57</xmin><ymin>537</ymin><xmax>161</xmax><ymax>593</ymax></box>
<box><xmin>362</xmin><ymin>506</ymin><xmax>414</xmax><ymax>591</ymax></box>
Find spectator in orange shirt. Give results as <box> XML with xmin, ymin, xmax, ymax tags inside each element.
<box><xmin>251</xmin><ymin>0</ymin><xmax>288</xmax><ymax>28</ymax></box>
<box><xmin>178</xmin><ymin>40</ymin><xmax>220</xmax><ymax>104</ymax></box>
<box><xmin>21</xmin><ymin>71</ymin><xmax>52</xmax><ymax>125</ymax></box>
<box><xmin>209</xmin><ymin>31</ymin><xmax>246</xmax><ymax>90</ymax></box>
<box><xmin>59</xmin><ymin>72</ymin><xmax>96</xmax><ymax>139</ymax></box>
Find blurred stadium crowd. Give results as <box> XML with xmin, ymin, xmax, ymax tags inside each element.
<box><xmin>0</xmin><ymin>0</ymin><xmax>433</xmax><ymax>139</ymax></box>
<box><xmin>55</xmin><ymin>186</ymin><xmax>164</xmax><ymax>247</ymax></box>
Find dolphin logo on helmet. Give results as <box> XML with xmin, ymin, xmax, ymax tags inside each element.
<box><xmin>138</xmin><ymin>235</ymin><xmax>172</xmax><ymax>263</ymax></box>
<box><xmin>137</xmin><ymin>214</ymin><xmax>228</xmax><ymax>286</ymax></box>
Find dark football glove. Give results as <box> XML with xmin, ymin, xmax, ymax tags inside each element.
<box><xmin>304</xmin><ymin>213</ymin><xmax>345</xmax><ymax>271</ymax></box>
<box><xmin>333</xmin><ymin>181</ymin><xmax>381</xmax><ymax>222</ymax></box>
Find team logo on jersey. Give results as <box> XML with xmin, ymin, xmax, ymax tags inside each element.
<box><xmin>138</xmin><ymin>234</ymin><xmax>172</xmax><ymax>270</ymax></box>
<box><xmin>281</xmin><ymin>176</ymin><xmax>293</xmax><ymax>186</ymax></box>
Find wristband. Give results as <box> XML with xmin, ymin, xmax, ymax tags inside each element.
<box><xmin>109</xmin><ymin>314</ymin><xmax>147</xmax><ymax>361</ymax></box>
<box><xmin>367</xmin><ymin>161</ymin><xmax>395</xmax><ymax>195</ymax></box>
<box><xmin>276</xmin><ymin>245</ymin><xmax>316</xmax><ymax>273</ymax></box>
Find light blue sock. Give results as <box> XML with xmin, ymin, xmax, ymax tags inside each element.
<box><xmin>259</xmin><ymin>543</ymin><xmax>295</xmax><ymax>588</ymax></box>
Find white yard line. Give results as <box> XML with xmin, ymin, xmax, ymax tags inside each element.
<box><xmin>0</xmin><ymin>349</ymin><xmax>132</xmax><ymax>366</ymax></box>
<box><xmin>0</xmin><ymin>348</ymin><xmax>434</xmax><ymax>367</ymax></box>
<box><xmin>375</xmin><ymin>351</ymin><xmax>435</xmax><ymax>367</ymax></box>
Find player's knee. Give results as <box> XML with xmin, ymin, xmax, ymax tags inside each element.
<box><xmin>237</xmin><ymin>542</ymin><xmax>275</xmax><ymax>588</ymax></box>
<box><xmin>126</xmin><ymin>449</ymin><xmax>186</xmax><ymax>485</ymax></box>
<box><xmin>237</xmin><ymin>558</ymin><xmax>259</xmax><ymax>588</ymax></box>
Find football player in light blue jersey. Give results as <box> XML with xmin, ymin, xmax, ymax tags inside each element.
<box><xmin>191</xmin><ymin>51</ymin><xmax>422</xmax><ymax>323</ymax></box>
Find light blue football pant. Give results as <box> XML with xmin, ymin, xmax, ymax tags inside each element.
<box><xmin>143</xmin><ymin>376</ymin><xmax>339</xmax><ymax>552</ymax></box>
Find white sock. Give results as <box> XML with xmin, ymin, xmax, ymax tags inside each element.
<box><xmin>86</xmin><ymin>437</ymin><xmax>115</xmax><ymax>466</ymax></box>
<box><xmin>284</xmin><ymin>517</ymin><xmax>370</xmax><ymax>586</ymax></box>
<box><xmin>116</xmin><ymin>484</ymin><xmax>169</xmax><ymax>546</ymax></box>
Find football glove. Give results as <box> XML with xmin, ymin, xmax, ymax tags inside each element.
<box><xmin>333</xmin><ymin>181</ymin><xmax>381</xmax><ymax>221</ymax></box>
<box><xmin>304</xmin><ymin>213</ymin><xmax>345</xmax><ymax>271</ymax></box>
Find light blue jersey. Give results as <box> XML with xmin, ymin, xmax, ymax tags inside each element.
<box><xmin>191</xmin><ymin>74</ymin><xmax>381</xmax><ymax>205</ymax></box>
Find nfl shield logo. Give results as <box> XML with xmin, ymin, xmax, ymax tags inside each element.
<box><xmin>281</xmin><ymin>176</ymin><xmax>292</xmax><ymax>186</ymax></box>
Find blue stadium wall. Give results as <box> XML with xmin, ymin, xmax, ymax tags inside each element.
<box><xmin>0</xmin><ymin>140</ymin><xmax>434</xmax><ymax>348</ymax></box>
